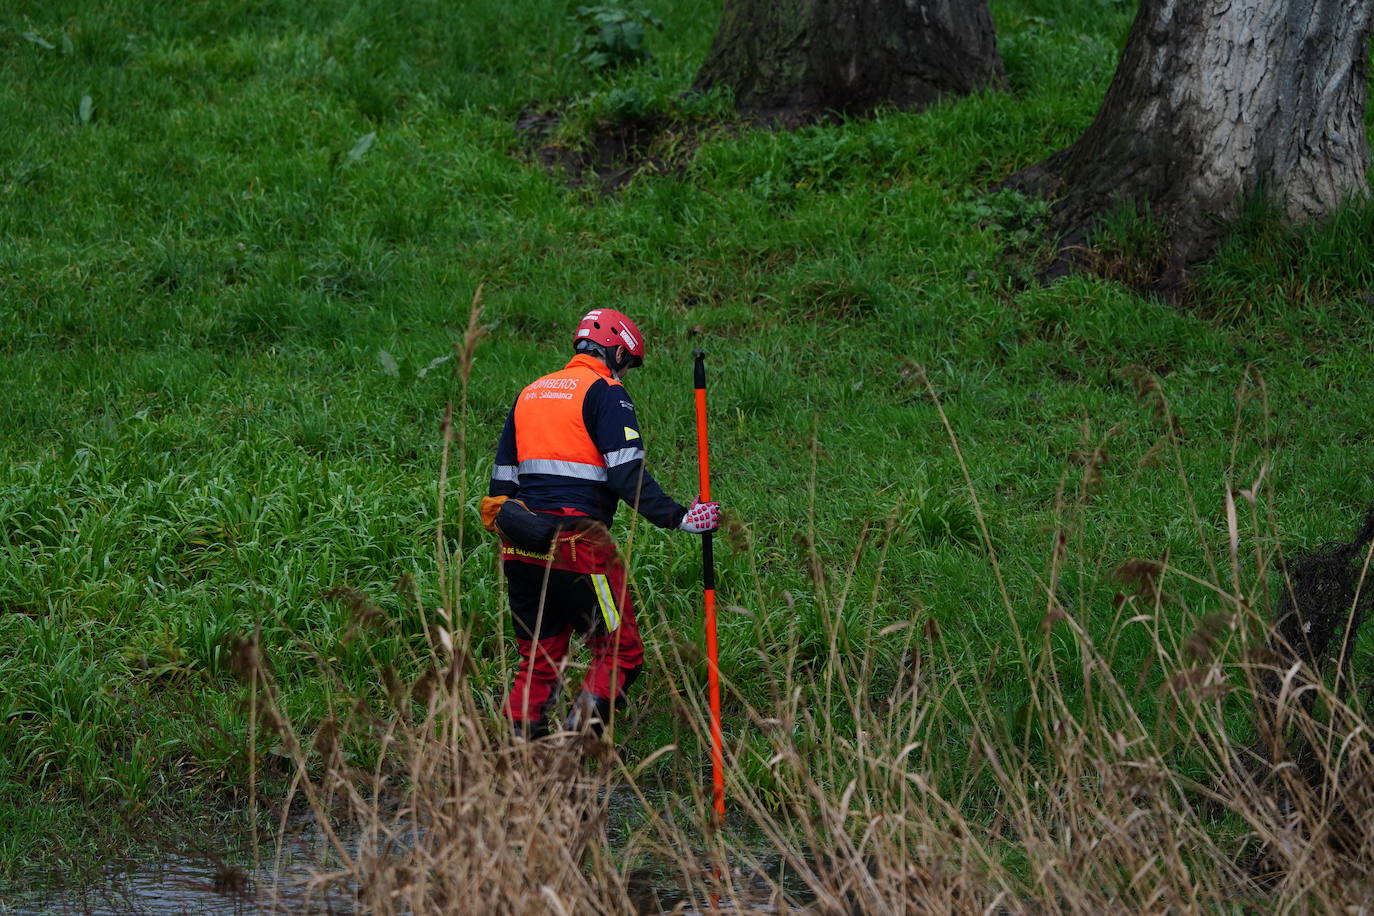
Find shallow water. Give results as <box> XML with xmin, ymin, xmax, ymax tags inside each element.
<box><xmin>6</xmin><ymin>862</ymin><xmax>806</xmax><ymax>916</ymax></box>
<box><xmin>6</xmin><ymin>858</ymin><xmax>793</xmax><ymax>916</ymax></box>
<box><xmin>4</xmin><ymin>788</ymin><xmax>801</xmax><ymax>915</ymax></box>
<box><xmin>5</xmin><ymin>847</ymin><xmax>802</xmax><ymax>916</ymax></box>
<box><xmin>3</xmin><ymin>825</ymin><xmax>356</xmax><ymax>916</ymax></box>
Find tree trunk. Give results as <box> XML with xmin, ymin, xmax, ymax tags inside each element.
<box><xmin>1020</xmin><ymin>0</ymin><xmax>1374</xmax><ymax>287</ymax></box>
<box><xmin>694</xmin><ymin>0</ymin><xmax>1004</xmax><ymax>118</ymax></box>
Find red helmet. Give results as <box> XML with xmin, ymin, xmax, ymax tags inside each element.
<box><xmin>574</xmin><ymin>309</ymin><xmax>645</xmax><ymax>367</ymax></box>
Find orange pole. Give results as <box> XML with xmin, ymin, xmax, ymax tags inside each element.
<box><xmin>693</xmin><ymin>351</ymin><xmax>726</xmax><ymax>822</ymax></box>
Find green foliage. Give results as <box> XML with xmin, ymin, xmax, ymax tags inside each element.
<box><xmin>568</xmin><ymin>3</ymin><xmax>664</xmax><ymax>72</ymax></box>
<box><xmin>717</xmin><ymin>123</ymin><xmax>906</xmax><ymax>203</ymax></box>
<box><xmin>898</xmin><ymin>478</ymin><xmax>981</xmax><ymax>550</ymax></box>
<box><xmin>951</xmin><ymin>187</ymin><xmax>1050</xmax><ymax>244</ymax></box>
<box><xmin>1196</xmin><ymin>191</ymin><xmax>1374</xmax><ymax>325</ymax></box>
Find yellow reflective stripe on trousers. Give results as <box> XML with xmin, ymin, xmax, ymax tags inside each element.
<box><xmin>591</xmin><ymin>574</ymin><xmax>620</xmax><ymax>632</ymax></box>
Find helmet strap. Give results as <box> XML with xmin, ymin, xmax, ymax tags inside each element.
<box><xmin>609</xmin><ymin>345</ymin><xmax>629</xmax><ymax>379</ymax></box>
<box><xmin>575</xmin><ymin>339</ymin><xmax>631</xmax><ymax>377</ymax></box>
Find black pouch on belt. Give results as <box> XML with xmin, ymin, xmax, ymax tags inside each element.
<box><xmin>494</xmin><ymin>499</ymin><xmax>562</xmax><ymax>553</ymax></box>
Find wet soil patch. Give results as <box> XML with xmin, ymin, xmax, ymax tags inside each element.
<box><xmin>516</xmin><ymin>107</ymin><xmax>698</xmax><ymax>194</ymax></box>
<box><xmin>515</xmin><ymin>104</ymin><xmax>833</xmax><ymax>194</ymax></box>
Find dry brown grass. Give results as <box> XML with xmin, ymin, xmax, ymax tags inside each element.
<box><xmin>235</xmin><ymin>500</ymin><xmax>1374</xmax><ymax>915</ymax></box>
<box><xmin>241</xmin><ymin>336</ymin><xmax>1374</xmax><ymax>914</ymax></box>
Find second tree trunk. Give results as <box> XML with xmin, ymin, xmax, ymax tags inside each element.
<box><xmin>694</xmin><ymin>0</ymin><xmax>1004</xmax><ymax>117</ymax></box>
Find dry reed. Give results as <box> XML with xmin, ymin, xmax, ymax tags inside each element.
<box><xmin>239</xmin><ymin>352</ymin><xmax>1374</xmax><ymax>915</ymax></box>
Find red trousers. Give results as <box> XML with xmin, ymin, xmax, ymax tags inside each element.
<box><xmin>501</xmin><ymin>525</ymin><xmax>643</xmax><ymax>729</ymax></box>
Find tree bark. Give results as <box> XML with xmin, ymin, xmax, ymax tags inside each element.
<box><xmin>694</xmin><ymin>0</ymin><xmax>1004</xmax><ymax>118</ymax></box>
<box><xmin>1020</xmin><ymin>0</ymin><xmax>1374</xmax><ymax>285</ymax></box>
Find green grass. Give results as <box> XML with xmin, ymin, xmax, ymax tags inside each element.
<box><xmin>3</xmin><ymin>0</ymin><xmax>1374</xmax><ymax>884</ymax></box>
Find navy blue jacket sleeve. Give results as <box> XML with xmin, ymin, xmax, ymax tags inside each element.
<box><xmin>584</xmin><ymin>380</ymin><xmax>687</xmax><ymax>529</ymax></box>
<box><xmin>488</xmin><ymin>398</ymin><xmax>520</xmax><ymax>498</ymax></box>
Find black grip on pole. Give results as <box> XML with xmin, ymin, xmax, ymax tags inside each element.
<box><xmin>702</xmin><ymin>533</ymin><xmax>715</xmax><ymax>589</ymax></box>
<box><xmin>694</xmin><ymin>348</ymin><xmax>713</xmax><ymax>587</ymax></box>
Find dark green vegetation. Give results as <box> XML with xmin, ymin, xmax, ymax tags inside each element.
<box><xmin>3</xmin><ymin>0</ymin><xmax>1373</xmax><ymax>887</ymax></box>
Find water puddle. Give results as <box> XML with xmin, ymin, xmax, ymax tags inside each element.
<box><xmin>3</xmin><ymin>823</ymin><xmax>355</xmax><ymax>916</ymax></box>
<box><xmin>5</xmin><ymin>856</ymin><xmax>331</xmax><ymax>915</ymax></box>
<box><xmin>5</xmin><ymin>863</ymin><xmax>794</xmax><ymax>916</ymax></box>
<box><xmin>5</xmin><ymin>846</ymin><xmax>800</xmax><ymax>916</ymax></box>
<box><xmin>4</xmin><ymin>790</ymin><xmax>804</xmax><ymax>915</ymax></box>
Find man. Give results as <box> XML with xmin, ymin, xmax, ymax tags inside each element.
<box><xmin>483</xmin><ymin>309</ymin><xmax>720</xmax><ymax>739</ymax></box>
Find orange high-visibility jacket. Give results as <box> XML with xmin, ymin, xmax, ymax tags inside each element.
<box><xmin>489</xmin><ymin>354</ymin><xmax>686</xmax><ymax>529</ymax></box>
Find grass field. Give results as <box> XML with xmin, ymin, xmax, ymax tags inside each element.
<box><xmin>4</xmin><ymin>0</ymin><xmax>1374</xmax><ymax>904</ymax></box>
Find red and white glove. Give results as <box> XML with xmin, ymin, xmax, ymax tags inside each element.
<box><xmin>679</xmin><ymin>498</ymin><xmax>721</xmax><ymax>533</ymax></box>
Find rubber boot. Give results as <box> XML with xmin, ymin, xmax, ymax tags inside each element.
<box><xmin>513</xmin><ymin>718</ymin><xmax>550</xmax><ymax>740</ymax></box>
<box><xmin>563</xmin><ymin>690</ymin><xmax>612</xmax><ymax>737</ymax></box>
